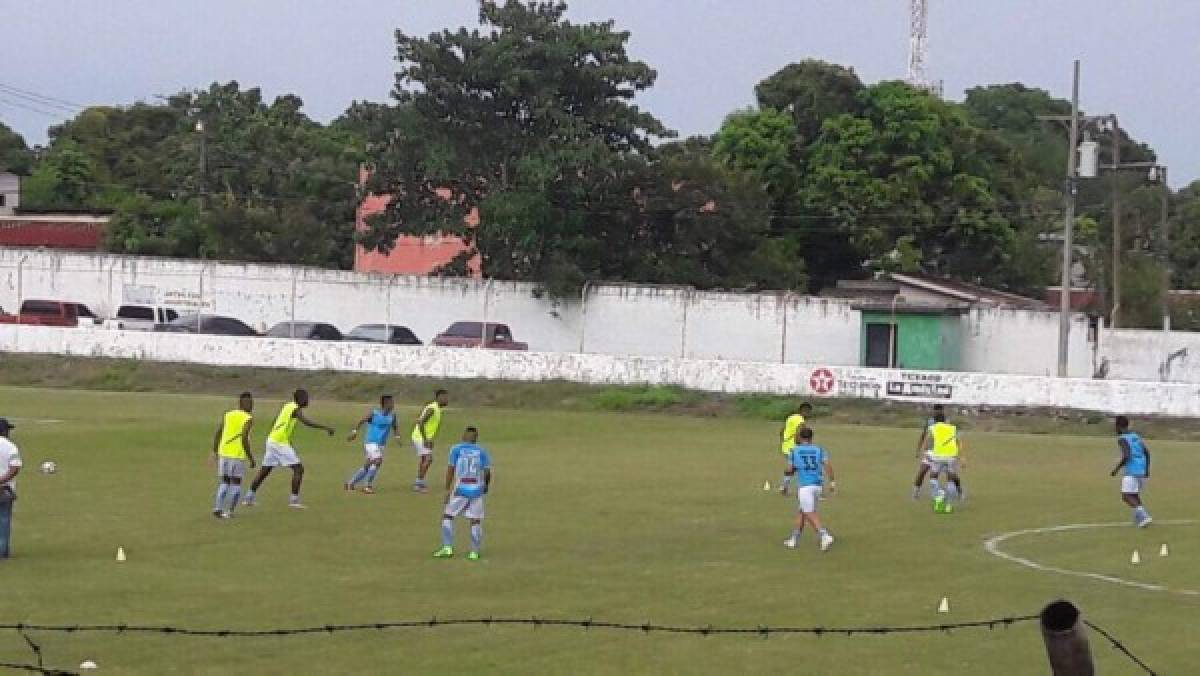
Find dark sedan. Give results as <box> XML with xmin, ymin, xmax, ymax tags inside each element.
<box><xmin>265</xmin><ymin>321</ymin><xmax>343</xmax><ymax>341</ymax></box>
<box><xmin>345</xmin><ymin>324</ymin><xmax>422</xmax><ymax>345</ymax></box>
<box><xmin>155</xmin><ymin>314</ymin><xmax>259</xmax><ymax>336</ymax></box>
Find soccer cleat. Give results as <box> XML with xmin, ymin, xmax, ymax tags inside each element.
<box><xmin>242</xmin><ymin>498</ymin><xmax>255</xmax><ymax>507</ymax></box>
<box><xmin>433</xmin><ymin>546</ymin><xmax>454</xmax><ymax>559</ymax></box>
<box><xmin>933</xmin><ymin>498</ymin><xmax>945</xmax><ymax>514</ymax></box>
<box><xmin>219</xmin><ymin>511</ymin><xmax>233</xmax><ymax>519</ymax></box>
<box><xmin>1137</xmin><ymin>515</ymin><xmax>1153</xmax><ymax>528</ymax></box>
<box><xmin>212</xmin><ymin>509</ymin><xmax>224</xmax><ymax>518</ymax></box>
<box><xmin>361</xmin><ymin>486</ymin><xmax>376</xmax><ymax>495</ymax></box>
<box><xmin>466</xmin><ymin>551</ymin><xmax>480</xmax><ymax>561</ymax></box>
<box><xmin>343</xmin><ymin>483</ymin><xmax>354</xmax><ymax>491</ymax></box>
<box><xmin>819</xmin><ymin>533</ymin><xmax>834</xmax><ymax>552</ymax></box>
<box><xmin>412</xmin><ymin>483</ymin><xmax>429</xmax><ymax>494</ymax></box>
<box><xmin>783</xmin><ymin>538</ymin><xmax>798</xmax><ymax>549</ymax></box>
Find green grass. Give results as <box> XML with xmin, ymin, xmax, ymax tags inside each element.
<box><xmin>1</xmin><ymin>384</ymin><xmax>1197</xmax><ymax>675</ymax></box>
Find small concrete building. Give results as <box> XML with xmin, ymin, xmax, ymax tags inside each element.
<box><xmin>824</xmin><ymin>273</ymin><xmax>1047</xmax><ymax>370</ymax></box>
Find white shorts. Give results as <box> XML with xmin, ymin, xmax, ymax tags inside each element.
<box><xmin>364</xmin><ymin>443</ymin><xmax>384</xmax><ymax>461</ymax></box>
<box><xmin>920</xmin><ymin>451</ymin><xmax>934</xmax><ymax>467</ymax></box>
<box><xmin>445</xmin><ymin>495</ymin><xmax>485</xmax><ymax>520</ymax></box>
<box><xmin>263</xmin><ymin>441</ymin><xmax>301</xmax><ymax>467</ymax></box>
<box><xmin>929</xmin><ymin>456</ymin><xmax>959</xmax><ymax>475</ymax></box>
<box><xmin>796</xmin><ymin>485</ymin><xmax>823</xmax><ymax>514</ymax></box>
<box><xmin>413</xmin><ymin>440</ymin><xmax>433</xmax><ymax>457</ymax></box>
<box><xmin>217</xmin><ymin>457</ymin><xmax>246</xmax><ymax>479</ymax></box>
<box><xmin>1120</xmin><ymin>476</ymin><xmax>1145</xmax><ymax>494</ymax></box>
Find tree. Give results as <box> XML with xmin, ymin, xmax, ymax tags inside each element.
<box><xmin>800</xmin><ymin>81</ymin><xmax>1049</xmax><ymax>292</ymax></box>
<box><xmin>713</xmin><ymin>108</ymin><xmax>800</xmax><ymax>199</ymax></box>
<box><xmin>363</xmin><ymin>0</ymin><xmax>673</xmax><ymax>294</ymax></box>
<box><xmin>754</xmin><ymin>61</ymin><xmax>863</xmax><ymax>145</ymax></box>
<box><xmin>0</xmin><ymin>121</ymin><xmax>32</xmax><ymax>175</ymax></box>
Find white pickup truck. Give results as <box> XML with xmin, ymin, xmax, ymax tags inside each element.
<box><xmin>109</xmin><ymin>305</ymin><xmax>180</xmax><ymax>331</ymax></box>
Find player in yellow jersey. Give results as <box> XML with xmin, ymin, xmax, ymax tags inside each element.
<box><xmin>209</xmin><ymin>392</ymin><xmax>256</xmax><ymax>519</ymax></box>
<box><xmin>243</xmin><ymin>389</ymin><xmax>334</xmax><ymax>509</ymax></box>
<box><xmin>777</xmin><ymin>402</ymin><xmax>812</xmax><ymax>496</ymax></box>
<box><xmin>927</xmin><ymin>410</ymin><xmax>965</xmax><ymax>512</ymax></box>
<box><xmin>411</xmin><ymin>389</ymin><xmax>449</xmax><ymax>493</ymax></box>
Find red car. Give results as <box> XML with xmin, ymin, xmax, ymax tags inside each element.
<box><xmin>431</xmin><ymin>322</ymin><xmax>528</xmax><ymax>350</ymax></box>
<box><xmin>0</xmin><ymin>299</ymin><xmax>90</xmax><ymax>327</ymax></box>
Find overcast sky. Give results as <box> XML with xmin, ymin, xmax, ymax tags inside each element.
<box><xmin>3</xmin><ymin>1</ymin><xmax>1197</xmax><ymax>186</ymax></box>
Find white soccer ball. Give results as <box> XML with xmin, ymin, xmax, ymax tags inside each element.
<box><xmin>40</xmin><ymin>460</ymin><xmax>57</xmax><ymax>474</ymax></box>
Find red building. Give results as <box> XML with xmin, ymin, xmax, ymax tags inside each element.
<box><xmin>353</xmin><ymin>171</ymin><xmax>480</xmax><ymax>276</ymax></box>
<box><xmin>0</xmin><ymin>213</ymin><xmax>107</xmax><ymax>250</ymax></box>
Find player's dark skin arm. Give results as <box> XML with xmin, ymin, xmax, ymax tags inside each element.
<box><xmin>0</xmin><ymin>465</ymin><xmax>20</xmax><ymax>485</ymax></box>
<box><xmin>442</xmin><ymin>464</ymin><xmax>456</xmax><ymax>503</ymax></box>
<box><xmin>347</xmin><ymin>411</ymin><xmax>372</xmax><ymax>441</ymax></box>
<box><xmin>824</xmin><ymin>460</ymin><xmax>836</xmax><ymax>495</ymax></box>
<box><xmin>915</xmin><ymin>427</ymin><xmax>930</xmax><ymax>457</ymax></box>
<box><xmin>483</xmin><ymin>467</ymin><xmax>492</xmax><ymax>494</ymax></box>
<box><xmin>241</xmin><ymin>419</ymin><xmax>257</xmax><ymax>468</ymax></box>
<box><xmin>210</xmin><ymin>419</ymin><xmax>223</xmax><ymax>460</ymax></box>
<box><xmin>1110</xmin><ymin>439</ymin><xmax>1130</xmax><ymax>477</ymax></box>
<box><xmin>296</xmin><ymin>410</ymin><xmax>334</xmax><ymax>436</ymax></box>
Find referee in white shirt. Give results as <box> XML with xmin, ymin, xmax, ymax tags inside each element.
<box><xmin>0</xmin><ymin>418</ymin><xmax>22</xmax><ymax>559</ymax></box>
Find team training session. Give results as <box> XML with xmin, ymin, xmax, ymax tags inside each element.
<box><xmin>1</xmin><ymin>1</ymin><xmax>1196</xmax><ymax>673</ymax></box>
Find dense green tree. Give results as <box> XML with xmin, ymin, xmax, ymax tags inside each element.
<box><xmin>754</xmin><ymin>60</ymin><xmax>863</xmax><ymax>145</ymax></box>
<box><xmin>713</xmin><ymin>108</ymin><xmax>800</xmax><ymax>199</ymax></box>
<box><xmin>0</xmin><ymin>121</ymin><xmax>32</xmax><ymax>175</ymax></box>
<box><xmin>800</xmin><ymin>81</ymin><xmax>1050</xmax><ymax>293</ymax></box>
<box><xmin>364</xmin><ymin>0</ymin><xmax>673</xmax><ymax>294</ymax></box>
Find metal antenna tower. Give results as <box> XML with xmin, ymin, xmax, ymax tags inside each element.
<box><xmin>907</xmin><ymin>0</ymin><xmax>942</xmax><ymax>95</ymax></box>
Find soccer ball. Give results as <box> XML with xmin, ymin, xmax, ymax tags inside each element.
<box><xmin>40</xmin><ymin>460</ymin><xmax>57</xmax><ymax>474</ymax></box>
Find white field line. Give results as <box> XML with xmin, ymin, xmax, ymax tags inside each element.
<box><xmin>982</xmin><ymin>520</ymin><xmax>1199</xmax><ymax>596</ymax></box>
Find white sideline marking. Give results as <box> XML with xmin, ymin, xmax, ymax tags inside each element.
<box><xmin>9</xmin><ymin>417</ymin><xmax>65</xmax><ymax>424</ymax></box>
<box><xmin>982</xmin><ymin>521</ymin><xmax>1199</xmax><ymax>596</ymax></box>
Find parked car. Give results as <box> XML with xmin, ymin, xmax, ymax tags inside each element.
<box><xmin>0</xmin><ymin>299</ymin><xmax>83</xmax><ymax>327</ymax></box>
<box><xmin>345</xmin><ymin>324</ymin><xmax>422</xmax><ymax>346</ymax></box>
<box><xmin>112</xmin><ymin>304</ymin><xmax>180</xmax><ymax>331</ymax></box>
<box><xmin>431</xmin><ymin>322</ymin><xmax>528</xmax><ymax>350</ymax></box>
<box><xmin>265</xmin><ymin>321</ymin><xmax>343</xmax><ymax>341</ymax></box>
<box><xmin>70</xmin><ymin>303</ymin><xmax>102</xmax><ymax>325</ymax></box>
<box><xmin>155</xmin><ymin>314</ymin><xmax>258</xmax><ymax>336</ymax></box>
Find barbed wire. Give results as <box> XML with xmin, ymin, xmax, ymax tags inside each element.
<box><xmin>1</xmin><ymin>614</ymin><xmax>1156</xmax><ymax>675</ymax></box>
<box><xmin>1084</xmin><ymin>620</ymin><xmax>1156</xmax><ymax>675</ymax></box>
<box><xmin>0</xmin><ymin>661</ymin><xmax>73</xmax><ymax>676</ymax></box>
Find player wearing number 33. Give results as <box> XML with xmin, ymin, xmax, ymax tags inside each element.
<box><xmin>433</xmin><ymin>427</ymin><xmax>492</xmax><ymax>561</ymax></box>
<box><xmin>783</xmin><ymin>427</ymin><xmax>835</xmax><ymax>552</ymax></box>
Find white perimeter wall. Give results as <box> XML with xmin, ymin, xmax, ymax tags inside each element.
<box><xmin>0</xmin><ymin>248</ymin><xmax>1097</xmax><ymax>377</ymax></box>
<box><xmin>2</xmin><ymin>324</ymin><xmax>1195</xmax><ymax>417</ymax></box>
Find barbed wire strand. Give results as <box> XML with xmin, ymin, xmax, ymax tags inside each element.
<box><xmin>0</xmin><ymin>660</ymin><xmax>74</xmax><ymax>676</ymax></box>
<box><xmin>0</xmin><ymin>615</ymin><xmax>1155</xmax><ymax>675</ymax></box>
<box><xmin>1084</xmin><ymin>620</ymin><xmax>1156</xmax><ymax>675</ymax></box>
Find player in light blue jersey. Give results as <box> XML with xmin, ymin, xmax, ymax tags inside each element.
<box><xmin>433</xmin><ymin>427</ymin><xmax>492</xmax><ymax>561</ymax></box>
<box><xmin>344</xmin><ymin>395</ymin><xmax>398</xmax><ymax>494</ymax></box>
<box><xmin>783</xmin><ymin>427</ymin><xmax>836</xmax><ymax>552</ymax></box>
<box><xmin>1110</xmin><ymin>416</ymin><xmax>1152</xmax><ymax>527</ymax></box>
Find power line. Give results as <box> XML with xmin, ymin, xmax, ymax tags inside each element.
<box><xmin>0</xmin><ymin>83</ymin><xmax>85</xmax><ymax>112</ymax></box>
<box><xmin>0</xmin><ymin>96</ymin><xmax>68</xmax><ymax>120</ymax></box>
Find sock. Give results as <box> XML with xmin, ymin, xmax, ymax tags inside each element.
<box><xmin>789</xmin><ymin>528</ymin><xmax>802</xmax><ymax>540</ymax></box>
<box><xmin>441</xmin><ymin>518</ymin><xmax>454</xmax><ymax>547</ymax></box>
<box><xmin>244</xmin><ymin>489</ymin><xmax>256</xmax><ymax>501</ymax></box>
<box><xmin>289</xmin><ymin>493</ymin><xmax>300</xmax><ymax>504</ymax></box>
<box><xmin>470</xmin><ymin>523</ymin><xmax>483</xmax><ymax>552</ymax></box>
<box><xmin>226</xmin><ymin>486</ymin><xmax>241</xmax><ymax>513</ymax></box>
<box><xmin>946</xmin><ymin>483</ymin><xmax>959</xmax><ymax>500</ymax></box>
<box><xmin>818</xmin><ymin>527</ymin><xmax>829</xmax><ymax>537</ymax></box>
<box><xmin>911</xmin><ymin>484</ymin><xmax>921</xmax><ymax>498</ymax></box>
<box><xmin>214</xmin><ymin>483</ymin><xmax>228</xmax><ymax>512</ymax></box>
<box><xmin>348</xmin><ymin>467</ymin><xmax>369</xmax><ymax>487</ymax></box>
<box><xmin>929</xmin><ymin>478</ymin><xmax>941</xmax><ymax>496</ymax></box>
<box><xmin>365</xmin><ymin>466</ymin><xmax>380</xmax><ymax>486</ymax></box>
<box><xmin>780</xmin><ymin>475</ymin><xmax>792</xmax><ymax>490</ymax></box>
<box><xmin>1134</xmin><ymin>506</ymin><xmax>1148</xmax><ymax>519</ymax></box>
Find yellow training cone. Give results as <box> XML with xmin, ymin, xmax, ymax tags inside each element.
<box><xmin>1160</xmin><ymin>544</ymin><xmax>1169</xmax><ymax>557</ymax></box>
<box><xmin>937</xmin><ymin>597</ymin><xmax>949</xmax><ymax>613</ymax></box>
<box><xmin>116</xmin><ymin>546</ymin><xmax>127</xmax><ymax>562</ymax></box>
<box><xmin>1130</xmin><ymin>549</ymin><xmax>1141</xmax><ymax>565</ymax></box>
<box><xmin>763</xmin><ymin>480</ymin><xmax>771</xmax><ymax>491</ymax></box>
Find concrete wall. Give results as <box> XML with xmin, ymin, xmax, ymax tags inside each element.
<box><xmin>2</xmin><ymin>324</ymin><xmax>1196</xmax><ymax>417</ymax></box>
<box><xmin>0</xmin><ymin>248</ymin><xmax>1092</xmax><ymax>376</ymax></box>
<box><xmin>1099</xmin><ymin>329</ymin><xmax>1200</xmax><ymax>383</ymax></box>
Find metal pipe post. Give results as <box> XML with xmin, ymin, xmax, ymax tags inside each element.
<box><xmin>1040</xmin><ymin>600</ymin><xmax>1094</xmax><ymax>675</ymax></box>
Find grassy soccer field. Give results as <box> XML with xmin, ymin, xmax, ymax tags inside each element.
<box><xmin>0</xmin><ymin>384</ymin><xmax>1195</xmax><ymax>675</ymax></box>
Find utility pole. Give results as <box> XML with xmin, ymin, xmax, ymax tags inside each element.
<box><xmin>1159</xmin><ymin>165</ymin><xmax>1170</xmax><ymax>333</ymax></box>
<box><xmin>1109</xmin><ymin>117</ymin><xmax>1120</xmax><ymax>328</ymax></box>
<box><xmin>1057</xmin><ymin>60</ymin><xmax>1081</xmax><ymax>378</ymax></box>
